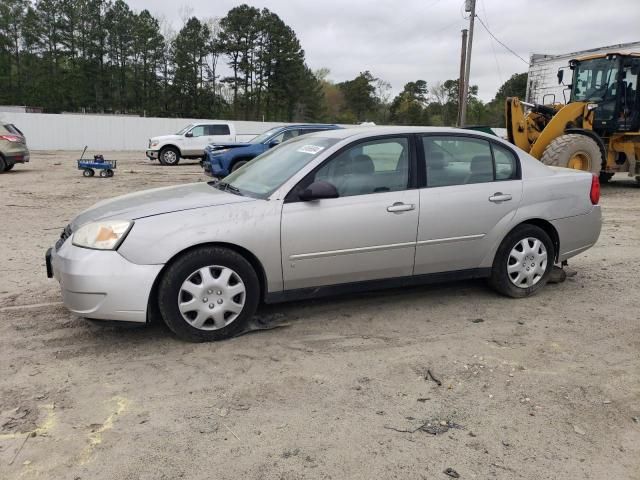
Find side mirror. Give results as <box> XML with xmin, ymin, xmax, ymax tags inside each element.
<box><xmin>185</xmin><ymin>132</ymin><xmax>193</xmax><ymax>138</ymax></box>
<box><xmin>557</xmin><ymin>69</ymin><xmax>564</xmax><ymax>85</ymax></box>
<box><xmin>268</xmin><ymin>139</ymin><xmax>281</xmax><ymax>148</ymax></box>
<box><xmin>299</xmin><ymin>181</ymin><xmax>339</xmax><ymax>201</ymax></box>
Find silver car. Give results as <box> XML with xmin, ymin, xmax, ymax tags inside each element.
<box><xmin>46</xmin><ymin>127</ymin><xmax>602</xmax><ymax>342</ymax></box>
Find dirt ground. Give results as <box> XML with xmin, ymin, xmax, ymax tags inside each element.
<box><xmin>1</xmin><ymin>150</ymin><xmax>639</xmax><ymax>480</ymax></box>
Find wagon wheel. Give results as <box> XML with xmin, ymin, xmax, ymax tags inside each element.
<box><xmin>83</xmin><ymin>168</ymin><xmax>95</xmax><ymax>177</ymax></box>
<box><xmin>99</xmin><ymin>170</ymin><xmax>108</xmax><ymax>178</ymax></box>
<box><xmin>106</xmin><ymin>169</ymin><xmax>114</xmax><ymax>177</ymax></box>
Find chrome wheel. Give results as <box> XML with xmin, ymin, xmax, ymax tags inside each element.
<box><xmin>162</xmin><ymin>150</ymin><xmax>178</xmax><ymax>164</ymax></box>
<box><xmin>507</xmin><ymin>237</ymin><xmax>548</xmax><ymax>288</ymax></box>
<box><xmin>178</xmin><ymin>265</ymin><xmax>246</xmax><ymax>330</ymax></box>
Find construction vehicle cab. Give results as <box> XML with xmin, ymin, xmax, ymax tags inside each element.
<box><xmin>506</xmin><ymin>53</ymin><xmax>640</xmax><ymax>182</ymax></box>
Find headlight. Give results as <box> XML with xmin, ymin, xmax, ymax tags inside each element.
<box><xmin>150</xmin><ymin>141</ymin><xmax>159</xmax><ymax>147</ymax></box>
<box><xmin>72</xmin><ymin>220</ymin><xmax>133</xmax><ymax>250</ymax></box>
<box><xmin>211</xmin><ymin>149</ymin><xmax>229</xmax><ymax>155</ymax></box>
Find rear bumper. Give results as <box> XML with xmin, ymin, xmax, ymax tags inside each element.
<box><xmin>47</xmin><ymin>239</ymin><xmax>163</xmax><ymax>323</ymax></box>
<box><xmin>4</xmin><ymin>152</ymin><xmax>30</xmax><ymax>164</ymax></box>
<box><xmin>145</xmin><ymin>150</ymin><xmax>159</xmax><ymax>160</ymax></box>
<box><xmin>552</xmin><ymin>206</ymin><xmax>602</xmax><ymax>262</ymax></box>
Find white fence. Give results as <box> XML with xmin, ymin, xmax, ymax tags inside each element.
<box><xmin>0</xmin><ymin>112</ymin><xmax>290</xmax><ymax>151</ymax></box>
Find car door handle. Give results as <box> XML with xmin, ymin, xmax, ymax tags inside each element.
<box><xmin>489</xmin><ymin>192</ymin><xmax>512</xmax><ymax>203</ymax></box>
<box><xmin>387</xmin><ymin>202</ymin><xmax>415</xmax><ymax>213</ymax></box>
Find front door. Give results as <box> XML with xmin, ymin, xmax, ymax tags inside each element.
<box><xmin>414</xmin><ymin>135</ymin><xmax>523</xmax><ymax>275</ymax></box>
<box><xmin>281</xmin><ymin>136</ymin><xmax>419</xmax><ymax>290</ymax></box>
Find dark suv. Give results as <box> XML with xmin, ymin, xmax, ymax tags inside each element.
<box><xmin>202</xmin><ymin>124</ymin><xmax>341</xmax><ymax>177</ymax></box>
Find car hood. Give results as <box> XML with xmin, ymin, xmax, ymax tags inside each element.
<box><xmin>206</xmin><ymin>142</ymin><xmax>253</xmax><ymax>150</ymax></box>
<box><xmin>70</xmin><ymin>182</ymin><xmax>255</xmax><ymax>229</ymax></box>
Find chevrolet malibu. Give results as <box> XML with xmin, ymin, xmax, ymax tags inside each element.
<box><xmin>46</xmin><ymin>127</ymin><xmax>602</xmax><ymax>342</ymax></box>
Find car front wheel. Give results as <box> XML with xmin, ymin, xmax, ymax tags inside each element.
<box><xmin>158</xmin><ymin>247</ymin><xmax>260</xmax><ymax>342</ymax></box>
<box><xmin>489</xmin><ymin>224</ymin><xmax>554</xmax><ymax>298</ymax></box>
<box><xmin>159</xmin><ymin>147</ymin><xmax>180</xmax><ymax>165</ymax></box>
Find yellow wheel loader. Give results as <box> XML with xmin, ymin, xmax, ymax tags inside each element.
<box><xmin>506</xmin><ymin>52</ymin><xmax>640</xmax><ymax>182</ymax></box>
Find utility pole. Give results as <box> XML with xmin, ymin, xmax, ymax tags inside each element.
<box><xmin>457</xmin><ymin>29</ymin><xmax>468</xmax><ymax>126</ymax></box>
<box><xmin>460</xmin><ymin>0</ymin><xmax>476</xmax><ymax>126</ymax></box>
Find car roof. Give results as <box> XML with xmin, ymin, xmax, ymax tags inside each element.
<box><xmin>308</xmin><ymin>126</ymin><xmax>499</xmax><ymax>140</ymax></box>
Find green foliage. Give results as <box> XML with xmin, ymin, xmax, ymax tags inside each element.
<box><xmin>337</xmin><ymin>71</ymin><xmax>378</xmax><ymax>122</ymax></box>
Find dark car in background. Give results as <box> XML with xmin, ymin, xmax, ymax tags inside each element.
<box><xmin>202</xmin><ymin>124</ymin><xmax>341</xmax><ymax>177</ymax></box>
<box><xmin>0</xmin><ymin>123</ymin><xmax>29</xmax><ymax>173</ymax></box>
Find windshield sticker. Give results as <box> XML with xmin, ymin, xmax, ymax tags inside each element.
<box><xmin>297</xmin><ymin>145</ymin><xmax>325</xmax><ymax>155</ymax></box>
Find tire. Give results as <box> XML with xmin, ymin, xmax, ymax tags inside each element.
<box><xmin>158</xmin><ymin>247</ymin><xmax>260</xmax><ymax>342</ymax></box>
<box><xmin>231</xmin><ymin>160</ymin><xmax>249</xmax><ymax>172</ymax></box>
<box><xmin>99</xmin><ymin>170</ymin><xmax>108</xmax><ymax>177</ymax></box>
<box><xmin>106</xmin><ymin>169</ymin><xmax>114</xmax><ymax>177</ymax></box>
<box><xmin>4</xmin><ymin>162</ymin><xmax>14</xmax><ymax>171</ymax></box>
<box><xmin>540</xmin><ymin>134</ymin><xmax>602</xmax><ymax>175</ymax></box>
<box><xmin>599</xmin><ymin>171</ymin><xmax>614</xmax><ymax>183</ymax></box>
<box><xmin>159</xmin><ymin>146</ymin><xmax>180</xmax><ymax>165</ymax></box>
<box><xmin>489</xmin><ymin>224</ymin><xmax>555</xmax><ymax>298</ymax></box>
<box><xmin>0</xmin><ymin>156</ymin><xmax>6</xmax><ymax>173</ymax></box>
<box><xmin>83</xmin><ymin>168</ymin><xmax>94</xmax><ymax>177</ymax></box>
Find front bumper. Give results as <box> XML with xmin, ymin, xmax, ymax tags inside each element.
<box><xmin>203</xmin><ymin>152</ymin><xmax>229</xmax><ymax>177</ymax></box>
<box><xmin>145</xmin><ymin>149</ymin><xmax>159</xmax><ymax>160</ymax></box>
<box><xmin>47</xmin><ymin>238</ymin><xmax>163</xmax><ymax>323</ymax></box>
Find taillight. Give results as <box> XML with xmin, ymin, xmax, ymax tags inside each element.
<box><xmin>0</xmin><ymin>135</ymin><xmax>22</xmax><ymax>142</ymax></box>
<box><xmin>590</xmin><ymin>174</ymin><xmax>600</xmax><ymax>205</ymax></box>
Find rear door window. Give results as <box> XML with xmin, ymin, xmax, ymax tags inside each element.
<box><xmin>422</xmin><ymin>136</ymin><xmax>518</xmax><ymax>187</ymax></box>
<box><xmin>207</xmin><ymin>124</ymin><xmax>231</xmax><ymax>135</ymax></box>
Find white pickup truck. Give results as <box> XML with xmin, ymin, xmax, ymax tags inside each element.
<box><xmin>146</xmin><ymin>122</ymin><xmax>236</xmax><ymax>165</ymax></box>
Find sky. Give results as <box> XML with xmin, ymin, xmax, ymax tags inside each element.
<box><xmin>128</xmin><ymin>0</ymin><xmax>640</xmax><ymax>102</ymax></box>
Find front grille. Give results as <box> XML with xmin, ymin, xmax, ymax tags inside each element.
<box><xmin>55</xmin><ymin>224</ymin><xmax>72</xmax><ymax>250</ymax></box>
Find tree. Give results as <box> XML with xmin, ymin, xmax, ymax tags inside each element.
<box><xmin>172</xmin><ymin>17</ymin><xmax>210</xmax><ymax>117</ymax></box>
<box><xmin>485</xmin><ymin>72</ymin><xmax>528</xmax><ymax>127</ymax></box>
<box><xmin>338</xmin><ymin>71</ymin><xmax>377</xmax><ymax>122</ymax></box>
<box><xmin>389</xmin><ymin>80</ymin><xmax>429</xmax><ymax>125</ymax></box>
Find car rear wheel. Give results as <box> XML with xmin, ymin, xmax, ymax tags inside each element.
<box><xmin>158</xmin><ymin>247</ymin><xmax>260</xmax><ymax>342</ymax></box>
<box><xmin>489</xmin><ymin>224</ymin><xmax>554</xmax><ymax>298</ymax></box>
<box><xmin>0</xmin><ymin>156</ymin><xmax>6</xmax><ymax>173</ymax></box>
<box><xmin>159</xmin><ymin>147</ymin><xmax>180</xmax><ymax>166</ymax></box>
<box><xmin>4</xmin><ymin>162</ymin><xmax>14</xmax><ymax>171</ymax></box>
<box><xmin>231</xmin><ymin>160</ymin><xmax>249</xmax><ymax>172</ymax></box>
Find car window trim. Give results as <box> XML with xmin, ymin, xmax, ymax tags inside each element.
<box><xmin>417</xmin><ymin>132</ymin><xmax>522</xmax><ymax>188</ymax></box>
<box><xmin>284</xmin><ymin>133</ymin><xmax>418</xmax><ymax>203</ymax></box>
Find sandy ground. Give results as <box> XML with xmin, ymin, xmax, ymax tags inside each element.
<box><xmin>1</xmin><ymin>150</ymin><xmax>639</xmax><ymax>480</ymax></box>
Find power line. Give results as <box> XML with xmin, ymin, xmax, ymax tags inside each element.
<box><xmin>475</xmin><ymin>15</ymin><xmax>529</xmax><ymax>65</ymax></box>
<box><xmin>479</xmin><ymin>0</ymin><xmax>502</xmax><ymax>85</ymax></box>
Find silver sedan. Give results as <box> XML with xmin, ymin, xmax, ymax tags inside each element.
<box><xmin>46</xmin><ymin>127</ymin><xmax>602</xmax><ymax>341</ymax></box>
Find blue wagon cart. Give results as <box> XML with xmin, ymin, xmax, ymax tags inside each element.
<box><xmin>77</xmin><ymin>146</ymin><xmax>117</xmax><ymax>178</ymax></box>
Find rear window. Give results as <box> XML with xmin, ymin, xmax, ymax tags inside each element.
<box><xmin>5</xmin><ymin>124</ymin><xmax>23</xmax><ymax>136</ymax></box>
<box><xmin>207</xmin><ymin>124</ymin><xmax>231</xmax><ymax>135</ymax></box>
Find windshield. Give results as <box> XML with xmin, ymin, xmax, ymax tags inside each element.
<box><xmin>572</xmin><ymin>58</ymin><xmax>619</xmax><ymax>102</ymax></box>
<box><xmin>250</xmin><ymin>127</ymin><xmax>284</xmax><ymax>144</ymax></box>
<box><xmin>175</xmin><ymin>124</ymin><xmax>194</xmax><ymax>135</ymax></box>
<box><xmin>218</xmin><ymin>136</ymin><xmax>339</xmax><ymax>198</ymax></box>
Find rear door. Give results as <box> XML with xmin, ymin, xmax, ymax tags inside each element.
<box><xmin>281</xmin><ymin>135</ymin><xmax>419</xmax><ymax>290</ymax></box>
<box><xmin>414</xmin><ymin>134</ymin><xmax>523</xmax><ymax>275</ymax></box>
